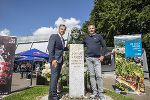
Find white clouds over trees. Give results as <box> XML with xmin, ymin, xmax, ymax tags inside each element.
<box><xmin>33</xmin><ymin>17</ymin><xmax>81</xmax><ymax>39</ymax></box>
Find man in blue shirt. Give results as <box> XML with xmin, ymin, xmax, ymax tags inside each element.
<box><xmin>83</xmin><ymin>25</ymin><xmax>106</xmax><ymax>100</ymax></box>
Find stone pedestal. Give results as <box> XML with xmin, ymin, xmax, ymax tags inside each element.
<box><xmin>69</xmin><ymin>44</ymin><xmax>84</xmax><ymax>98</ymax></box>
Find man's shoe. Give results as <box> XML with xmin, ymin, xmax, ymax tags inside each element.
<box><xmin>90</xmin><ymin>94</ymin><xmax>98</xmax><ymax>98</ymax></box>
<box><xmin>48</xmin><ymin>95</ymin><xmax>59</xmax><ymax>100</ymax></box>
<box><xmin>99</xmin><ymin>96</ymin><xmax>105</xmax><ymax>100</ymax></box>
<box><xmin>99</xmin><ymin>97</ymin><xmax>105</xmax><ymax>100</ymax></box>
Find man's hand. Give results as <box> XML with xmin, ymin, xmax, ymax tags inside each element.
<box><xmin>52</xmin><ymin>60</ymin><xmax>58</xmax><ymax>67</ymax></box>
<box><xmin>67</xmin><ymin>44</ymin><xmax>70</xmax><ymax>49</ymax></box>
<box><xmin>99</xmin><ymin>56</ymin><xmax>104</xmax><ymax>62</ymax></box>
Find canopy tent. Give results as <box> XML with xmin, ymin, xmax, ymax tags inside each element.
<box><xmin>15</xmin><ymin>48</ymin><xmax>48</xmax><ymax>86</ymax></box>
<box><xmin>16</xmin><ymin>48</ymin><xmax>49</xmax><ymax>58</ymax></box>
<box><xmin>15</xmin><ymin>56</ymin><xmax>42</xmax><ymax>61</ymax></box>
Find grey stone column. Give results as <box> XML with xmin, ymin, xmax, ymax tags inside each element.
<box><xmin>69</xmin><ymin>44</ymin><xmax>84</xmax><ymax>98</ymax></box>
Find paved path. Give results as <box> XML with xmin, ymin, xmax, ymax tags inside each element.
<box><xmin>11</xmin><ymin>72</ymin><xmax>36</xmax><ymax>92</ymax></box>
<box><xmin>0</xmin><ymin>72</ymin><xmax>37</xmax><ymax>99</ymax></box>
<box><xmin>103</xmin><ymin>72</ymin><xmax>150</xmax><ymax>100</ymax></box>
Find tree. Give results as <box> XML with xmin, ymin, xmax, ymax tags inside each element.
<box><xmin>82</xmin><ymin>0</ymin><xmax>150</xmax><ymax>47</ymax></box>
<box><xmin>142</xmin><ymin>33</ymin><xmax>150</xmax><ymax>67</ymax></box>
<box><xmin>81</xmin><ymin>0</ymin><xmax>150</xmax><ymax>67</ymax></box>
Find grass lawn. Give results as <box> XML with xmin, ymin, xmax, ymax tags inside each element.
<box><xmin>104</xmin><ymin>89</ymin><xmax>134</xmax><ymax>100</ymax></box>
<box><xmin>1</xmin><ymin>86</ymin><xmax>49</xmax><ymax>100</ymax></box>
<box><xmin>1</xmin><ymin>86</ymin><xmax>134</xmax><ymax>100</ymax></box>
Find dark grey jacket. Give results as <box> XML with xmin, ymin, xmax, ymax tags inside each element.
<box><xmin>47</xmin><ymin>34</ymin><xmax>68</xmax><ymax>63</ymax></box>
<box><xmin>83</xmin><ymin>33</ymin><xmax>107</xmax><ymax>57</ymax></box>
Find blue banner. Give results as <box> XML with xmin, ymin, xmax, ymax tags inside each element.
<box><xmin>125</xmin><ymin>41</ymin><xmax>142</xmax><ymax>57</ymax></box>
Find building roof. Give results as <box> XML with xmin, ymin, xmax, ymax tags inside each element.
<box><xmin>15</xmin><ymin>35</ymin><xmax>50</xmax><ymax>54</ymax></box>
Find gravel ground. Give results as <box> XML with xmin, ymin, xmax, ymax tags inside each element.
<box><xmin>40</xmin><ymin>92</ymin><xmax>113</xmax><ymax>100</ymax></box>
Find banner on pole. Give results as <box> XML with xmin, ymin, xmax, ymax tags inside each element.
<box><xmin>0</xmin><ymin>36</ymin><xmax>17</xmax><ymax>95</ymax></box>
<box><xmin>114</xmin><ymin>34</ymin><xmax>145</xmax><ymax>94</ymax></box>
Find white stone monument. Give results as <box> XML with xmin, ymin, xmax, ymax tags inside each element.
<box><xmin>69</xmin><ymin>44</ymin><xmax>84</xmax><ymax>98</ymax></box>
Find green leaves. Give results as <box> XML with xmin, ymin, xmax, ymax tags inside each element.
<box><xmin>82</xmin><ymin>0</ymin><xmax>150</xmax><ymax>47</ymax></box>
<box><xmin>81</xmin><ymin>0</ymin><xmax>150</xmax><ymax>67</ymax></box>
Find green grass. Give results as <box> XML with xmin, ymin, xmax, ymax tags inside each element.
<box><xmin>1</xmin><ymin>86</ymin><xmax>49</xmax><ymax>100</ymax></box>
<box><xmin>104</xmin><ymin>89</ymin><xmax>134</xmax><ymax>100</ymax></box>
<box><xmin>1</xmin><ymin>86</ymin><xmax>134</xmax><ymax>100</ymax></box>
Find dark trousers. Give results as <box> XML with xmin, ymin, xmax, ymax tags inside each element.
<box><xmin>21</xmin><ymin>71</ymin><xmax>23</xmax><ymax>78</ymax></box>
<box><xmin>49</xmin><ymin>62</ymin><xmax>62</xmax><ymax>96</ymax></box>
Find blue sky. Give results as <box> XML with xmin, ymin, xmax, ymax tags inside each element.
<box><xmin>0</xmin><ymin>0</ymin><xmax>94</xmax><ymax>37</ymax></box>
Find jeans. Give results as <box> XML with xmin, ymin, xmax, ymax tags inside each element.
<box><xmin>86</xmin><ymin>57</ymin><xmax>104</xmax><ymax>99</ymax></box>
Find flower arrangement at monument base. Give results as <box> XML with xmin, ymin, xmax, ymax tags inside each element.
<box><xmin>41</xmin><ymin>68</ymin><xmax>51</xmax><ymax>81</ymax></box>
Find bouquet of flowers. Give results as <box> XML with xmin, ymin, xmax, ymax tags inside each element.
<box><xmin>41</xmin><ymin>68</ymin><xmax>51</xmax><ymax>81</ymax></box>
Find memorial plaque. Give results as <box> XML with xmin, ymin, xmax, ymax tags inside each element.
<box><xmin>69</xmin><ymin>44</ymin><xmax>84</xmax><ymax>98</ymax></box>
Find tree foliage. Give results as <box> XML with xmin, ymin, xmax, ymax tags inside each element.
<box><xmin>81</xmin><ymin>0</ymin><xmax>150</xmax><ymax>67</ymax></box>
<box><xmin>142</xmin><ymin>33</ymin><xmax>150</xmax><ymax>65</ymax></box>
<box><xmin>82</xmin><ymin>0</ymin><xmax>150</xmax><ymax>47</ymax></box>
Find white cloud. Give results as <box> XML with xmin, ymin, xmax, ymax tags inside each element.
<box><xmin>55</xmin><ymin>17</ymin><xmax>81</xmax><ymax>39</ymax></box>
<box><xmin>0</xmin><ymin>29</ymin><xmax>10</xmax><ymax>36</ymax></box>
<box><xmin>33</xmin><ymin>17</ymin><xmax>81</xmax><ymax>39</ymax></box>
<box><xmin>55</xmin><ymin>17</ymin><xmax>80</xmax><ymax>27</ymax></box>
<box><xmin>33</xmin><ymin>27</ymin><xmax>57</xmax><ymax>36</ymax></box>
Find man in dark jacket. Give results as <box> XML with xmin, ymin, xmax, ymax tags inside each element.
<box><xmin>83</xmin><ymin>25</ymin><xmax>107</xmax><ymax>100</ymax></box>
<box><xmin>47</xmin><ymin>24</ymin><xmax>68</xmax><ymax>100</ymax></box>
